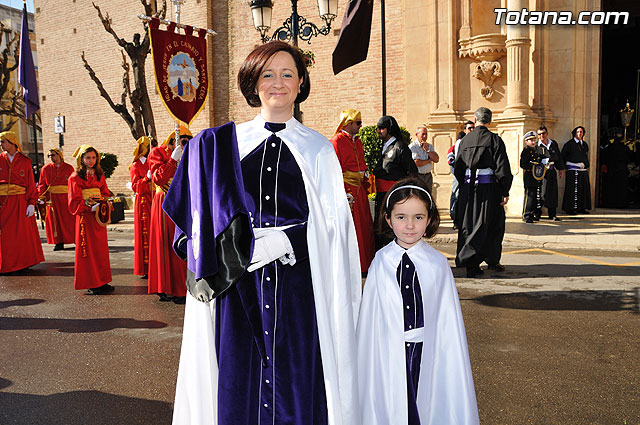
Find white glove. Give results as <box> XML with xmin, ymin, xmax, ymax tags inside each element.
<box><xmin>146</xmin><ymin>170</ymin><xmax>152</xmax><ymax>179</ymax></box>
<box><xmin>38</xmin><ymin>199</ymin><xmax>45</xmax><ymax>204</ymax></box>
<box><xmin>171</xmin><ymin>144</ymin><xmax>183</xmax><ymax>162</ymax></box>
<box><xmin>26</xmin><ymin>204</ymin><xmax>35</xmax><ymax>217</ymax></box>
<box><xmin>577</xmin><ymin>162</ymin><xmax>585</xmax><ymax>169</ymax></box>
<box><xmin>91</xmin><ymin>204</ymin><xmax>99</xmax><ymax>212</ymax></box>
<box><xmin>541</xmin><ymin>158</ymin><xmax>549</xmax><ymax>165</ymax></box>
<box><xmin>247</xmin><ymin>228</ymin><xmax>294</xmax><ymax>272</ymax></box>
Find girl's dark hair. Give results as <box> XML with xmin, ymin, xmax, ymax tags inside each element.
<box><xmin>457</xmin><ymin>131</ymin><xmax>466</xmax><ymax>140</ymax></box>
<box><xmin>238</xmin><ymin>41</ymin><xmax>310</xmax><ymax>108</ymax></box>
<box><xmin>378</xmin><ymin>176</ymin><xmax>440</xmax><ymax>239</ymax></box>
<box><xmin>77</xmin><ymin>147</ymin><xmax>104</xmax><ymax>181</ymax></box>
<box><xmin>571</xmin><ymin>126</ymin><xmax>586</xmax><ymax>137</ymax></box>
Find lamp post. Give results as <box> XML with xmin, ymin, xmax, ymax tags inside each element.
<box><xmin>248</xmin><ymin>0</ymin><xmax>337</xmax><ymax>121</ymax></box>
<box><xmin>249</xmin><ymin>0</ymin><xmax>338</xmax><ymax>47</ymax></box>
<box><xmin>620</xmin><ymin>101</ymin><xmax>634</xmax><ymax>142</ymax></box>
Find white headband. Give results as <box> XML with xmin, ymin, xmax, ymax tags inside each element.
<box><xmin>386</xmin><ymin>185</ymin><xmax>433</xmax><ymax>209</ymax></box>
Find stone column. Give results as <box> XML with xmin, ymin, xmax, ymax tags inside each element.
<box><xmin>504</xmin><ymin>0</ymin><xmax>531</xmax><ymax>114</ymax></box>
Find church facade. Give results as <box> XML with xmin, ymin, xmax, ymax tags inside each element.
<box><xmin>33</xmin><ymin>0</ymin><xmax>636</xmax><ymax>214</ymax></box>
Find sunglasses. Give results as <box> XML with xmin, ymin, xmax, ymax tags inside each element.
<box><xmin>466</xmin><ymin>126</ymin><xmax>474</xmax><ymax>130</ymax></box>
<box><xmin>537</xmin><ymin>132</ymin><xmax>547</xmax><ymax>136</ymax></box>
<box><xmin>355</xmin><ymin>121</ymin><xmax>362</xmax><ymax>126</ymax></box>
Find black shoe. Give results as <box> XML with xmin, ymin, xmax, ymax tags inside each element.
<box><xmin>551</xmin><ymin>216</ymin><xmax>561</xmax><ymax>221</ymax></box>
<box><xmin>87</xmin><ymin>287</ymin><xmax>104</xmax><ymax>295</ymax></box>
<box><xmin>487</xmin><ymin>263</ymin><xmax>506</xmax><ymax>272</ymax></box>
<box><xmin>140</xmin><ymin>274</ymin><xmax>148</xmax><ymax>280</ymax></box>
<box><xmin>577</xmin><ymin>210</ymin><xmax>589</xmax><ymax>214</ymax></box>
<box><xmin>158</xmin><ymin>293</ymin><xmax>172</xmax><ymax>302</ymax></box>
<box><xmin>565</xmin><ymin>210</ymin><xmax>577</xmax><ymax>215</ymax></box>
<box><xmin>466</xmin><ymin>266</ymin><xmax>484</xmax><ymax>278</ymax></box>
<box><xmin>525</xmin><ymin>217</ymin><xmax>535</xmax><ymax>223</ymax></box>
<box><xmin>172</xmin><ymin>296</ymin><xmax>186</xmax><ymax>305</ymax></box>
<box><xmin>53</xmin><ymin>243</ymin><xmax>64</xmax><ymax>251</ymax></box>
<box><xmin>101</xmin><ymin>284</ymin><xmax>115</xmax><ymax>293</ymax></box>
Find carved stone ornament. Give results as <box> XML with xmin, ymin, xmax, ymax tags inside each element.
<box><xmin>473</xmin><ymin>61</ymin><xmax>501</xmax><ymax>100</ymax></box>
<box><xmin>459</xmin><ymin>33</ymin><xmax>506</xmax><ymax>100</ymax></box>
<box><xmin>458</xmin><ymin>33</ymin><xmax>507</xmax><ymax>62</ymax></box>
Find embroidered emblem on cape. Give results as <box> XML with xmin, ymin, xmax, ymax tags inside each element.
<box><xmin>532</xmin><ymin>162</ymin><xmax>547</xmax><ymax>181</ymax></box>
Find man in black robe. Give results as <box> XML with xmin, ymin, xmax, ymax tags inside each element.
<box><xmin>561</xmin><ymin>126</ymin><xmax>591</xmax><ymax>214</ymax></box>
<box><xmin>602</xmin><ymin>131</ymin><xmax>632</xmax><ymax>208</ymax></box>
<box><xmin>535</xmin><ymin>125</ymin><xmax>564</xmax><ymax>220</ymax></box>
<box><xmin>454</xmin><ymin>107</ymin><xmax>513</xmax><ymax>278</ymax></box>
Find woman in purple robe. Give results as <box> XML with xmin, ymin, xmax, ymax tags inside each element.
<box><xmin>171</xmin><ymin>41</ymin><xmax>362</xmax><ymax>425</ymax></box>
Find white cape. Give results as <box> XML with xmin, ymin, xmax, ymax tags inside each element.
<box><xmin>357</xmin><ymin>240</ymin><xmax>479</xmax><ymax>425</ymax></box>
<box><xmin>173</xmin><ymin>115</ymin><xmax>362</xmax><ymax>425</ymax></box>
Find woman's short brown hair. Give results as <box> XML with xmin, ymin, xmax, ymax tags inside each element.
<box><xmin>237</xmin><ymin>41</ymin><xmax>310</xmax><ymax>108</ymax></box>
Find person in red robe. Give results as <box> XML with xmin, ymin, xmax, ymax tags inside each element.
<box><xmin>67</xmin><ymin>145</ymin><xmax>113</xmax><ymax>294</ymax></box>
<box><xmin>38</xmin><ymin>148</ymin><xmax>76</xmax><ymax>250</ymax></box>
<box><xmin>148</xmin><ymin>127</ymin><xmax>191</xmax><ymax>304</ymax></box>
<box><xmin>330</xmin><ymin>109</ymin><xmax>375</xmax><ymax>273</ymax></box>
<box><xmin>0</xmin><ymin>131</ymin><xmax>44</xmax><ymax>273</ymax></box>
<box><xmin>130</xmin><ymin>136</ymin><xmax>152</xmax><ymax>277</ymax></box>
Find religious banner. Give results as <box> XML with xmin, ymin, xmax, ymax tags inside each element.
<box><xmin>149</xmin><ymin>18</ymin><xmax>209</xmax><ymax>126</ymax></box>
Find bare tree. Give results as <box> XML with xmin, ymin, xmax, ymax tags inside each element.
<box><xmin>0</xmin><ymin>23</ymin><xmax>41</xmax><ymax>133</ymax></box>
<box><xmin>81</xmin><ymin>0</ymin><xmax>166</xmax><ymax>141</ymax></box>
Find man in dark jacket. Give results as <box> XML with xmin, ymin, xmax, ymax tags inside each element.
<box><xmin>373</xmin><ymin>115</ymin><xmax>418</xmax><ymax>249</ymax></box>
<box><xmin>535</xmin><ymin>125</ymin><xmax>564</xmax><ymax>220</ymax></box>
<box><xmin>454</xmin><ymin>107</ymin><xmax>513</xmax><ymax>277</ymax></box>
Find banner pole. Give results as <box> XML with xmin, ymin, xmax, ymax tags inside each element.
<box><xmin>172</xmin><ymin>0</ymin><xmax>184</xmax><ymax>142</ymax></box>
<box><xmin>137</xmin><ymin>15</ymin><xmax>217</xmax><ymax>36</ymax></box>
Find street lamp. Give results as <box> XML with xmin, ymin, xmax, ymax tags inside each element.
<box><xmin>249</xmin><ymin>0</ymin><xmax>338</xmax><ymax>46</ymax></box>
<box><xmin>620</xmin><ymin>101</ymin><xmax>635</xmax><ymax>142</ymax></box>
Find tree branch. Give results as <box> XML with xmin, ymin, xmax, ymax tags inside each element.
<box><xmin>81</xmin><ymin>51</ymin><xmax>134</xmax><ymax>129</ymax></box>
<box><xmin>92</xmin><ymin>2</ymin><xmax>129</xmax><ymax>51</ymax></box>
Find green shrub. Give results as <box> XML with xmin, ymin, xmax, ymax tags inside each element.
<box><xmin>359</xmin><ymin>125</ymin><xmax>413</xmax><ymax>172</ymax></box>
<box><xmin>100</xmin><ymin>152</ymin><xmax>119</xmax><ymax>179</ymax></box>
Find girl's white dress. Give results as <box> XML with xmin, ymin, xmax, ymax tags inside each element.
<box><xmin>357</xmin><ymin>239</ymin><xmax>479</xmax><ymax>425</ymax></box>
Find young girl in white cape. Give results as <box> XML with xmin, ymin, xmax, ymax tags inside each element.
<box><xmin>357</xmin><ymin>177</ymin><xmax>480</xmax><ymax>425</ymax></box>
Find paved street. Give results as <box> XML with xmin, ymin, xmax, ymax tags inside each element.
<box><xmin>1</xmin><ymin>213</ymin><xmax>639</xmax><ymax>424</ymax></box>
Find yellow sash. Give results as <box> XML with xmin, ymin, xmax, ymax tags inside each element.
<box><xmin>50</xmin><ymin>185</ymin><xmax>68</xmax><ymax>194</ymax></box>
<box><xmin>343</xmin><ymin>171</ymin><xmax>365</xmax><ymax>187</ymax></box>
<box><xmin>81</xmin><ymin>188</ymin><xmax>102</xmax><ymax>200</ymax></box>
<box><xmin>156</xmin><ymin>177</ymin><xmax>172</xmax><ymax>194</ymax></box>
<box><xmin>0</xmin><ymin>183</ymin><xmax>26</xmax><ymax>195</ymax></box>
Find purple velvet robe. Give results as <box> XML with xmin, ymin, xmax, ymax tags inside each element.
<box><xmin>164</xmin><ymin>122</ymin><xmax>253</xmax><ymax>295</ymax></box>
<box><xmin>215</xmin><ymin>133</ymin><xmax>328</xmax><ymax>424</ymax></box>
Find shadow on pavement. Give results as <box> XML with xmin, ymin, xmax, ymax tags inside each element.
<box><xmin>108</xmin><ymin>245</ymin><xmax>135</xmax><ymax>254</ymax></box>
<box><xmin>103</xmin><ymin>285</ymin><xmax>150</xmax><ymax>296</ymax></box>
<box><xmin>474</xmin><ymin>289</ymin><xmax>640</xmax><ymax>312</ymax></box>
<box><xmin>0</xmin><ymin>299</ymin><xmax>45</xmax><ymax>309</ymax></box>
<box><xmin>0</xmin><ymin>317</ymin><xmax>168</xmax><ymax>333</ymax></box>
<box><xmin>453</xmin><ymin>263</ymin><xmax>640</xmax><ymax>279</ymax></box>
<box><xmin>0</xmin><ymin>389</ymin><xmax>171</xmax><ymax>425</ymax></box>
